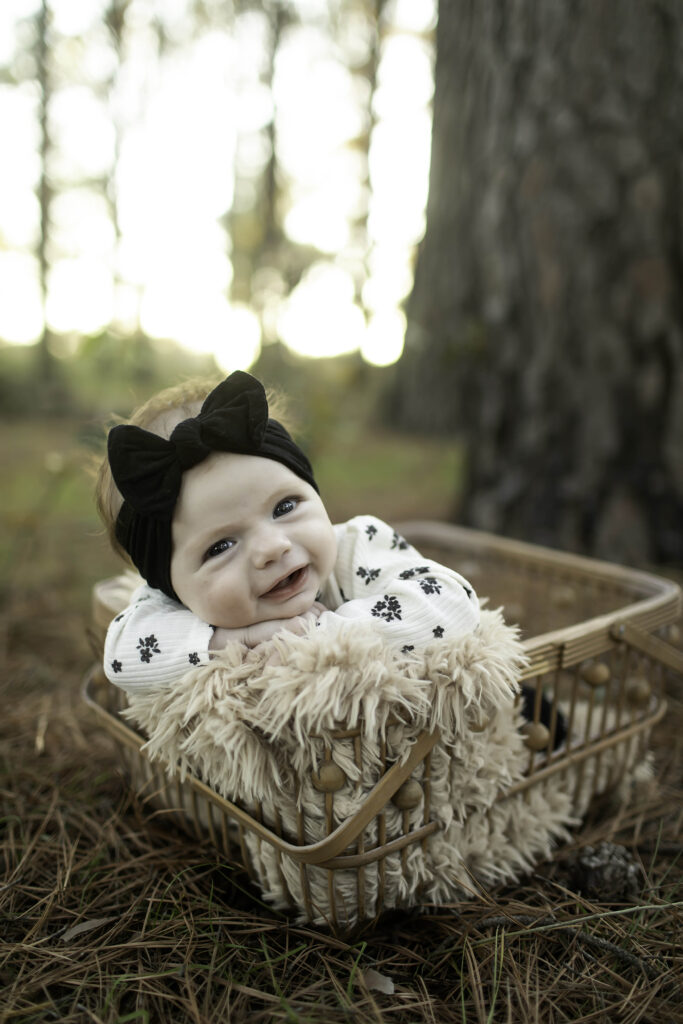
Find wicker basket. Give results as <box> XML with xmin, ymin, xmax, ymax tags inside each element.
<box><xmin>83</xmin><ymin>521</ymin><xmax>683</xmax><ymax>924</ymax></box>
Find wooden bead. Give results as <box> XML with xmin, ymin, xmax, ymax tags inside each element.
<box><xmin>311</xmin><ymin>762</ymin><xmax>346</xmax><ymax>793</ymax></box>
<box><xmin>469</xmin><ymin>714</ymin><xmax>490</xmax><ymax>733</ymax></box>
<box><xmin>625</xmin><ymin>677</ymin><xmax>651</xmax><ymax>707</ymax></box>
<box><xmin>522</xmin><ymin>722</ymin><xmax>550</xmax><ymax>751</ymax></box>
<box><xmin>391</xmin><ymin>779</ymin><xmax>423</xmax><ymax>810</ymax></box>
<box><xmin>580</xmin><ymin>662</ymin><xmax>611</xmax><ymax>687</ymax></box>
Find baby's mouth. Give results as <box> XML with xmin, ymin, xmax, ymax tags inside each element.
<box><xmin>263</xmin><ymin>566</ymin><xmax>308</xmax><ymax>598</ymax></box>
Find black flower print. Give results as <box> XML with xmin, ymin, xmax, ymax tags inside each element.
<box><xmin>462</xmin><ymin>583</ymin><xmax>474</xmax><ymax>599</ymax></box>
<box><xmin>188</xmin><ymin>652</ymin><xmax>200</xmax><ymax>666</ymax></box>
<box><xmin>371</xmin><ymin>595</ymin><xmax>403</xmax><ymax>622</ymax></box>
<box><xmin>356</xmin><ymin>566</ymin><xmax>381</xmax><ymax>586</ymax></box>
<box><xmin>417</xmin><ymin>576</ymin><xmax>442</xmax><ymax>596</ymax></box>
<box><xmin>401</xmin><ymin>644</ymin><xmax>415</xmax><ymax>654</ymax></box>
<box><xmin>111</xmin><ymin>659</ymin><xmax>122</xmax><ymax>673</ymax></box>
<box><xmin>432</xmin><ymin>625</ymin><xmax>445</xmax><ymax>638</ymax></box>
<box><xmin>137</xmin><ymin>634</ymin><xmax>161</xmax><ymax>663</ymax></box>
<box><xmin>398</xmin><ymin>565</ymin><xmax>431</xmax><ymax>580</ymax></box>
<box><xmin>114</xmin><ymin>613</ymin><xmax>125</xmax><ymax>623</ymax></box>
<box><xmin>391</xmin><ymin>530</ymin><xmax>409</xmax><ymax>551</ymax></box>
<box><xmin>365</xmin><ymin>524</ymin><xmax>378</xmax><ymax>540</ymax></box>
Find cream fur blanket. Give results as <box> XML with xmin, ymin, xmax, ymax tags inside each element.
<box><xmin>122</xmin><ymin>609</ymin><xmax>648</xmax><ymax>927</ymax></box>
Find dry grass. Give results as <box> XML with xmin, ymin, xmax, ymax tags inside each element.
<box><xmin>1</xmin><ymin>423</ymin><xmax>682</xmax><ymax>1023</ymax></box>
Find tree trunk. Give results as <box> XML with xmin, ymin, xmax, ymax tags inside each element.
<box><xmin>394</xmin><ymin>0</ymin><xmax>683</xmax><ymax>566</ymax></box>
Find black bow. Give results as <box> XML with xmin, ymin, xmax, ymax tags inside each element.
<box><xmin>108</xmin><ymin>371</ymin><xmax>268</xmax><ymax>518</ymax></box>
<box><xmin>108</xmin><ymin>371</ymin><xmax>318</xmax><ymax>600</ymax></box>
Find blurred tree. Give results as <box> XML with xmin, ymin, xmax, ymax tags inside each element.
<box><xmin>35</xmin><ymin>0</ymin><xmax>56</xmax><ymax>383</ymax></box>
<box><xmin>103</xmin><ymin>0</ymin><xmax>132</xmax><ymax>330</ymax></box>
<box><xmin>335</xmin><ymin>0</ymin><xmax>387</xmax><ymax>313</ymax></box>
<box><xmin>393</xmin><ymin>0</ymin><xmax>683</xmax><ymax>566</ymax></box>
<box><xmin>229</xmin><ymin>0</ymin><xmax>390</xmax><ymax>336</ymax></box>
<box><xmin>228</xmin><ymin>2</ymin><xmax>294</xmax><ymax>308</ymax></box>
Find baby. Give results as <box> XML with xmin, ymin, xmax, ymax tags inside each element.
<box><xmin>97</xmin><ymin>371</ymin><xmax>481</xmax><ymax>693</ymax></box>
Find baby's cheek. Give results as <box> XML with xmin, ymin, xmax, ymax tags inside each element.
<box><xmin>185</xmin><ymin>581</ymin><xmax>223</xmax><ymax>627</ymax></box>
<box><xmin>207</xmin><ymin>583</ymin><xmax>259</xmax><ymax>630</ymax></box>
<box><xmin>204</xmin><ymin>590</ymin><xmax>233</xmax><ymax>628</ymax></box>
<box><xmin>320</xmin><ymin>524</ymin><xmax>338</xmax><ymax>575</ymax></box>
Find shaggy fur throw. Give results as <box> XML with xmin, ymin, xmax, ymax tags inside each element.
<box><xmin>122</xmin><ymin>609</ymin><xmax>650</xmax><ymax>928</ymax></box>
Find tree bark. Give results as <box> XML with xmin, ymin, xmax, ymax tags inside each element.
<box><xmin>394</xmin><ymin>0</ymin><xmax>683</xmax><ymax>565</ymax></box>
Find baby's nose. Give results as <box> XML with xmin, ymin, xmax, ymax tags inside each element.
<box><xmin>252</xmin><ymin>525</ymin><xmax>292</xmax><ymax>567</ymax></box>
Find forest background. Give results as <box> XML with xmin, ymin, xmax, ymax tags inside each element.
<box><xmin>1</xmin><ymin>1</ymin><xmax>682</xmax><ymax>1021</ymax></box>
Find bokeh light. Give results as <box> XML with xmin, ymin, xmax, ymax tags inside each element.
<box><xmin>0</xmin><ymin>0</ymin><xmax>436</xmax><ymax>369</ymax></box>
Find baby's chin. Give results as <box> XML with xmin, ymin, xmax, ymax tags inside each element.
<box><xmin>258</xmin><ymin>594</ymin><xmax>318</xmax><ymax>622</ymax></box>
<box><xmin>208</xmin><ymin>600</ymin><xmax>317</xmax><ymax>631</ymax></box>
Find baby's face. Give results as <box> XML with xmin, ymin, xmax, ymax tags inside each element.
<box><xmin>170</xmin><ymin>452</ymin><xmax>337</xmax><ymax>629</ymax></box>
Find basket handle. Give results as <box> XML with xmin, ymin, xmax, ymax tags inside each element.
<box><xmin>188</xmin><ymin>726</ymin><xmax>441</xmax><ymax>866</ymax></box>
<box><xmin>610</xmin><ymin>621</ymin><xmax>683</xmax><ymax>675</ymax></box>
<box><xmin>83</xmin><ymin>670</ymin><xmax>441</xmax><ymax>866</ymax></box>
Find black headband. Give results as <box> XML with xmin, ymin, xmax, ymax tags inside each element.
<box><xmin>109</xmin><ymin>371</ymin><xmax>318</xmax><ymax>600</ymax></box>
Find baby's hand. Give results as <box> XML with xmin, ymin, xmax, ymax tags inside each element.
<box><xmin>209</xmin><ymin>626</ymin><xmax>245</xmax><ymax>651</ymax></box>
<box><xmin>250</xmin><ymin>602</ymin><xmax>327</xmax><ymax>666</ymax></box>
<box><xmin>245</xmin><ymin>602</ymin><xmax>325</xmax><ymax>647</ymax></box>
<box><xmin>209</xmin><ymin>603</ymin><xmax>326</xmax><ymax>652</ymax></box>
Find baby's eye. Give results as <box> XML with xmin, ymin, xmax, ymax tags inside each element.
<box><xmin>204</xmin><ymin>537</ymin><xmax>234</xmax><ymax>561</ymax></box>
<box><xmin>273</xmin><ymin>497</ymin><xmax>298</xmax><ymax>518</ymax></box>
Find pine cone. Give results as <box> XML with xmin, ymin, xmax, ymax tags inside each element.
<box><xmin>567</xmin><ymin>842</ymin><xmax>641</xmax><ymax>901</ymax></box>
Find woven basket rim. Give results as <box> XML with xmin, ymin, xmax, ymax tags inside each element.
<box><xmin>396</xmin><ymin>520</ymin><xmax>681</xmax><ymax>674</ymax></box>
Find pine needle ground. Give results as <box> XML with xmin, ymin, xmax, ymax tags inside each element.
<box><xmin>1</xmin><ymin>426</ymin><xmax>682</xmax><ymax>1023</ymax></box>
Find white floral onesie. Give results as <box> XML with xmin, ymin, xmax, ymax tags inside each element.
<box><xmin>104</xmin><ymin>515</ymin><xmax>480</xmax><ymax>694</ymax></box>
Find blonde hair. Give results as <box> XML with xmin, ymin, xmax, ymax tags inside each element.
<box><xmin>95</xmin><ymin>376</ymin><xmax>292</xmax><ymax>562</ymax></box>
